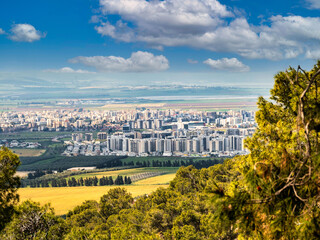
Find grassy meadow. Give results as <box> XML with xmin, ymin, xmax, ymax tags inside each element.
<box><xmin>11</xmin><ymin>149</ymin><xmax>46</xmax><ymax>157</ymax></box>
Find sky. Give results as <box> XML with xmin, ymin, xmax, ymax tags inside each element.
<box><xmin>0</xmin><ymin>0</ymin><xmax>320</xmax><ymax>96</ymax></box>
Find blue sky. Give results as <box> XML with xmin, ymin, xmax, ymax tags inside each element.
<box><xmin>0</xmin><ymin>0</ymin><xmax>319</xmax><ymax>92</ymax></box>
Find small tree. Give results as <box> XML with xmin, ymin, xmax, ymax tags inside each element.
<box><xmin>127</xmin><ymin>177</ymin><xmax>132</xmax><ymax>185</ymax></box>
<box><xmin>1</xmin><ymin>200</ymin><xmax>67</xmax><ymax>239</ymax></box>
<box><xmin>108</xmin><ymin>176</ymin><xmax>114</xmax><ymax>185</ymax></box>
<box><xmin>0</xmin><ymin>147</ymin><xmax>20</xmax><ymax>231</ymax></box>
<box><xmin>100</xmin><ymin>188</ymin><xmax>133</xmax><ymax>219</ymax></box>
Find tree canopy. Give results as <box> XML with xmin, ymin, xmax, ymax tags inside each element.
<box><xmin>0</xmin><ymin>147</ymin><xmax>20</xmax><ymax>231</ymax></box>
<box><xmin>228</xmin><ymin>61</ymin><xmax>320</xmax><ymax>239</ymax></box>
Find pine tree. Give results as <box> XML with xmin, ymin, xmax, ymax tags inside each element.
<box><xmin>127</xmin><ymin>177</ymin><xmax>132</xmax><ymax>185</ymax></box>
<box><xmin>108</xmin><ymin>176</ymin><xmax>114</xmax><ymax>185</ymax></box>
<box><xmin>93</xmin><ymin>177</ymin><xmax>98</xmax><ymax>186</ymax></box>
<box><xmin>99</xmin><ymin>177</ymin><xmax>104</xmax><ymax>186</ymax></box>
<box><xmin>211</xmin><ymin>61</ymin><xmax>320</xmax><ymax>239</ymax></box>
<box><xmin>80</xmin><ymin>177</ymin><xmax>84</xmax><ymax>186</ymax></box>
<box><xmin>0</xmin><ymin>147</ymin><xmax>20</xmax><ymax>231</ymax></box>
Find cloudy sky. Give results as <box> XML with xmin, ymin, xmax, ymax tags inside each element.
<box><xmin>0</xmin><ymin>0</ymin><xmax>319</xmax><ymax>91</ymax></box>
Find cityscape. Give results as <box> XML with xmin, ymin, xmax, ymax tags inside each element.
<box><xmin>0</xmin><ymin>108</ymin><xmax>255</xmax><ymax>157</ymax></box>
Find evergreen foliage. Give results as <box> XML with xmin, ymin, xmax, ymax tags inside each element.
<box><xmin>0</xmin><ymin>147</ymin><xmax>20</xmax><ymax>231</ymax></box>
<box><xmin>23</xmin><ymin>175</ymin><xmax>131</xmax><ymax>188</ymax></box>
<box><xmin>0</xmin><ymin>200</ymin><xmax>67</xmax><ymax>239</ymax></box>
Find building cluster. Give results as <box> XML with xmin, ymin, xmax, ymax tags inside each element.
<box><xmin>0</xmin><ymin>108</ymin><xmax>256</xmax><ymax>157</ymax></box>
<box><xmin>64</xmin><ymin>126</ymin><xmax>254</xmax><ymax>158</ymax></box>
<box><xmin>0</xmin><ymin>140</ymin><xmax>41</xmax><ymax>148</ymax></box>
<box><xmin>0</xmin><ymin>108</ymin><xmax>255</xmax><ymax>133</ymax></box>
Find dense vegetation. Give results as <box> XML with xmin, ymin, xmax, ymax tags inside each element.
<box><xmin>19</xmin><ymin>154</ymin><xmax>224</xmax><ymax>171</ymax></box>
<box><xmin>1</xmin><ymin>62</ymin><xmax>320</xmax><ymax>239</ymax></box>
<box><xmin>0</xmin><ymin>148</ymin><xmax>20</xmax><ymax>231</ymax></box>
<box><xmin>19</xmin><ymin>155</ymin><xmax>126</xmax><ymax>171</ymax></box>
<box><xmin>21</xmin><ymin>175</ymin><xmax>132</xmax><ymax>188</ymax></box>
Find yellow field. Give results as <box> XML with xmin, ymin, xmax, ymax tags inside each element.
<box><xmin>18</xmin><ymin>185</ymin><xmax>168</xmax><ymax>215</ymax></box>
<box><xmin>11</xmin><ymin>149</ymin><xmax>45</xmax><ymax>157</ymax></box>
<box><xmin>135</xmin><ymin>173</ymin><xmax>176</xmax><ymax>185</ymax></box>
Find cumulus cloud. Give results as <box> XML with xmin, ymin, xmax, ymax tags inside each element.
<box><xmin>69</xmin><ymin>51</ymin><xmax>169</xmax><ymax>72</ymax></box>
<box><xmin>99</xmin><ymin>0</ymin><xmax>232</xmax><ymax>29</ymax></box>
<box><xmin>306</xmin><ymin>0</ymin><xmax>320</xmax><ymax>9</ymax></box>
<box><xmin>204</xmin><ymin>58</ymin><xmax>250</xmax><ymax>72</ymax></box>
<box><xmin>44</xmin><ymin>67</ymin><xmax>95</xmax><ymax>74</ymax></box>
<box><xmin>95</xmin><ymin>0</ymin><xmax>320</xmax><ymax>60</ymax></box>
<box><xmin>97</xmin><ymin>0</ymin><xmax>232</xmax><ymax>42</ymax></box>
<box><xmin>9</xmin><ymin>24</ymin><xmax>45</xmax><ymax>42</ymax></box>
<box><xmin>0</xmin><ymin>28</ymin><xmax>5</xmax><ymax>35</ymax></box>
<box><xmin>305</xmin><ymin>49</ymin><xmax>320</xmax><ymax>59</ymax></box>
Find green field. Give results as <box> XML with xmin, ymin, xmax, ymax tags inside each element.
<box><xmin>0</xmin><ymin>131</ymin><xmax>71</xmax><ymax>140</ymax></box>
<box><xmin>0</xmin><ymin>130</ymin><xmax>105</xmax><ymax>141</ymax></box>
<box><xmin>18</xmin><ymin>152</ymin><xmax>224</xmax><ymax>171</ymax></box>
<box><xmin>11</xmin><ymin>149</ymin><xmax>46</xmax><ymax>157</ymax></box>
<box><xmin>65</xmin><ymin>167</ymin><xmax>178</xmax><ymax>180</ymax></box>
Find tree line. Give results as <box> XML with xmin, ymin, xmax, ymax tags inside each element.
<box><xmin>112</xmin><ymin>158</ymin><xmax>223</xmax><ymax>169</ymax></box>
<box><xmin>21</xmin><ymin>175</ymin><xmax>132</xmax><ymax>188</ymax></box>
<box><xmin>20</xmin><ymin>152</ymin><xmax>224</xmax><ymax>171</ymax></box>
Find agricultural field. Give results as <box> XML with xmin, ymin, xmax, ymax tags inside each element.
<box><xmin>18</xmin><ymin>167</ymin><xmax>177</xmax><ymax>215</ymax></box>
<box><xmin>99</xmin><ymin>103</ymin><xmax>166</xmax><ymax>110</ymax></box>
<box><xmin>18</xmin><ymin>152</ymin><xmax>224</xmax><ymax>171</ymax></box>
<box><xmin>11</xmin><ymin>148</ymin><xmax>46</xmax><ymax>157</ymax></box>
<box><xmin>134</xmin><ymin>173</ymin><xmax>176</xmax><ymax>185</ymax></box>
<box><xmin>98</xmin><ymin>99</ymin><xmax>258</xmax><ymax>111</ymax></box>
<box><xmin>18</xmin><ymin>184</ymin><xmax>170</xmax><ymax>215</ymax></box>
<box><xmin>65</xmin><ymin>167</ymin><xmax>178</xmax><ymax>180</ymax></box>
<box><xmin>0</xmin><ymin>131</ymin><xmax>72</xmax><ymax>140</ymax></box>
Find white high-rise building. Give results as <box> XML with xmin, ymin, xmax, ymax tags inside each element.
<box><xmin>164</xmin><ymin>139</ymin><xmax>172</xmax><ymax>153</ymax></box>
<box><xmin>156</xmin><ymin>139</ymin><xmax>165</xmax><ymax>153</ymax></box>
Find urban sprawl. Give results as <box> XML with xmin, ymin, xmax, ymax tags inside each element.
<box><xmin>0</xmin><ymin>108</ymin><xmax>256</xmax><ymax>157</ymax></box>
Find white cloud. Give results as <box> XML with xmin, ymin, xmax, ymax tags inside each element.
<box><xmin>9</xmin><ymin>24</ymin><xmax>45</xmax><ymax>42</ymax></box>
<box><xmin>204</xmin><ymin>58</ymin><xmax>250</xmax><ymax>72</ymax></box>
<box><xmin>187</xmin><ymin>59</ymin><xmax>198</xmax><ymax>64</ymax></box>
<box><xmin>306</xmin><ymin>0</ymin><xmax>320</xmax><ymax>9</ymax></box>
<box><xmin>69</xmin><ymin>51</ymin><xmax>169</xmax><ymax>72</ymax></box>
<box><xmin>95</xmin><ymin>0</ymin><xmax>320</xmax><ymax>60</ymax></box>
<box><xmin>305</xmin><ymin>49</ymin><xmax>320</xmax><ymax>59</ymax></box>
<box><xmin>44</xmin><ymin>67</ymin><xmax>95</xmax><ymax>74</ymax></box>
<box><xmin>0</xmin><ymin>28</ymin><xmax>5</xmax><ymax>35</ymax></box>
<box><xmin>97</xmin><ymin>0</ymin><xmax>232</xmax><ymax>43</ymax></box>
